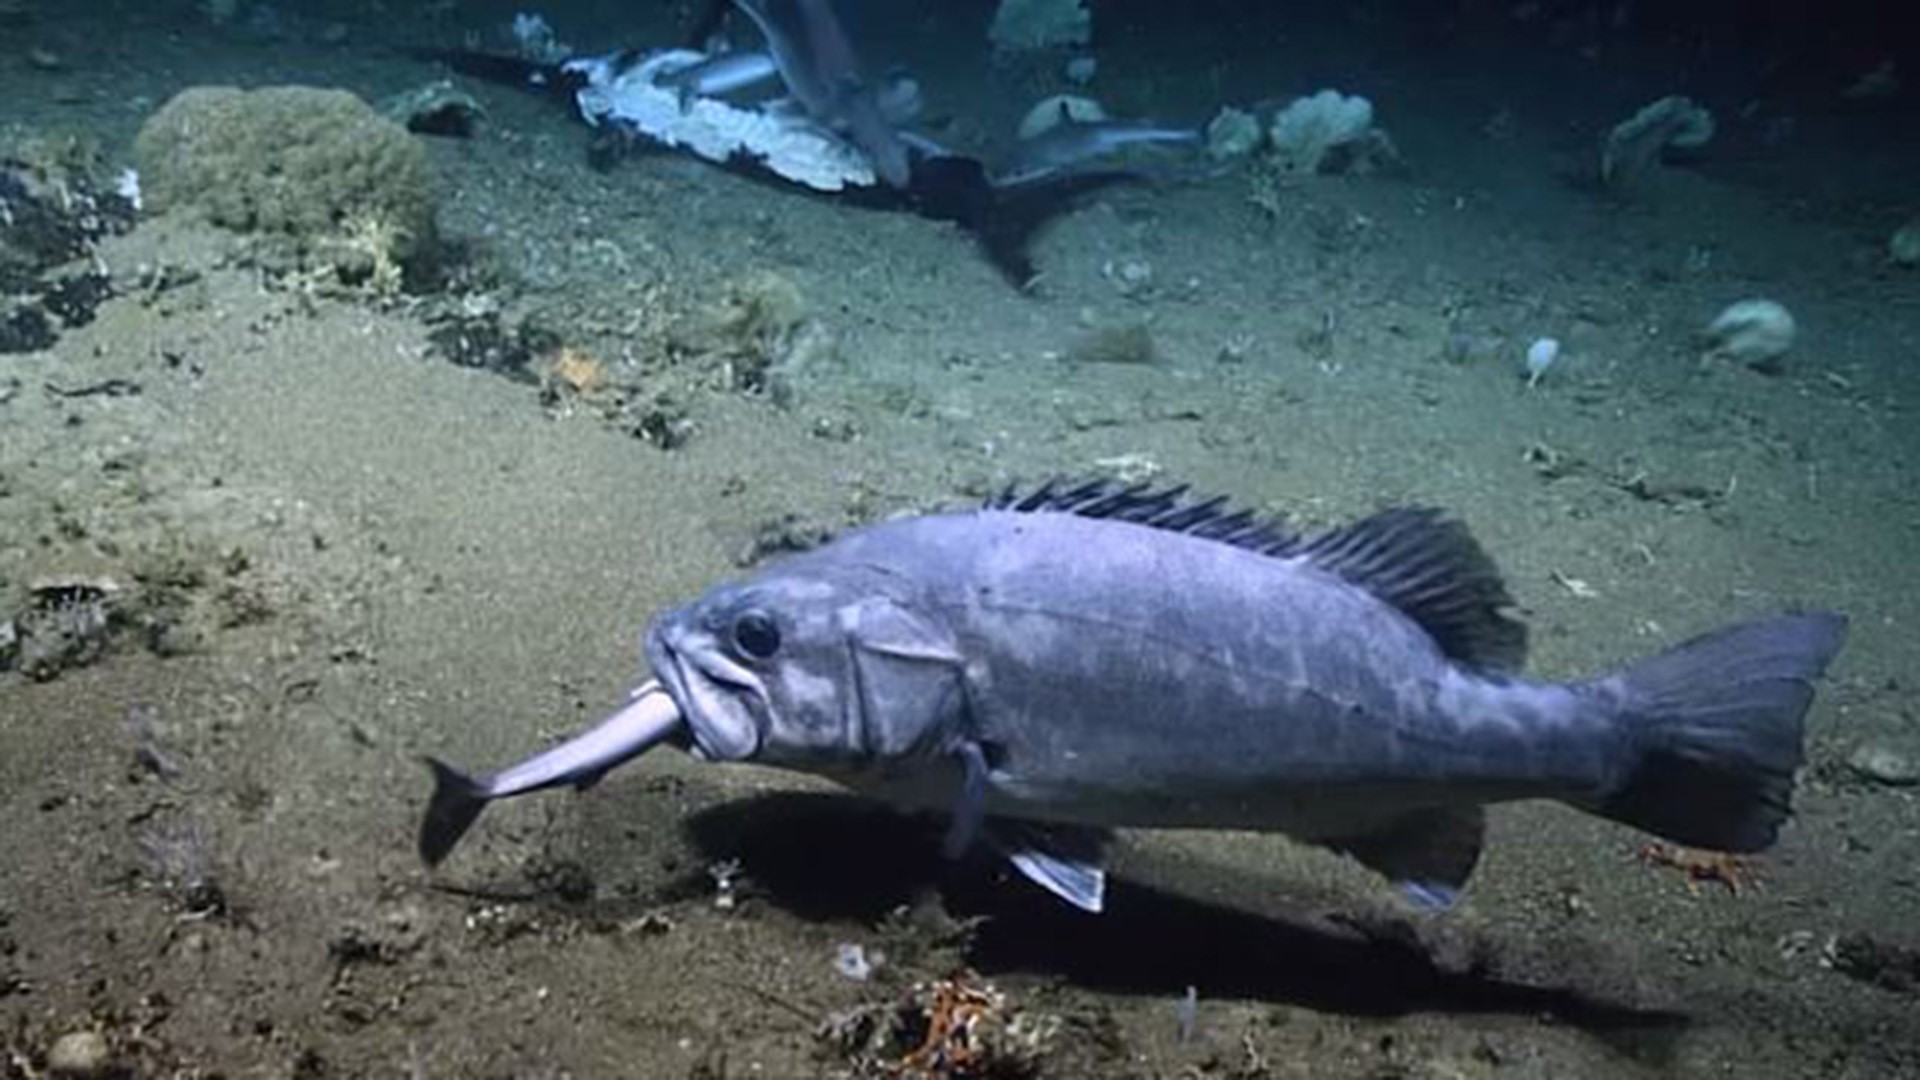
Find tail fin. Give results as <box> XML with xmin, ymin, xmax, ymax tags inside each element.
<box><xmin>1593</xmin><ymin>612</ymin><xmax>1847</xmax><ymax>852</ymax></box>
<box><xmin>418</xmin><ymin>757</ymin><xmax>491</xmax><ymax>866</ymax></box>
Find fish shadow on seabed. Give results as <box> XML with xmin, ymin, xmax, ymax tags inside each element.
<box><xmin>681</xmin><ymin>791</ymin><xmax>1688</xmax><ymax>1065</ymax></box>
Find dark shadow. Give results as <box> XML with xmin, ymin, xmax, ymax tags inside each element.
<box><xmin>683</xmin><ymin>791</ymin><xmax>1688</xmax><ymax>1062</ymax></box>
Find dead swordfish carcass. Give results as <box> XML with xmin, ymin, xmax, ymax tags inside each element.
<box><xmin>418</xmin><ymin>479</ymin><xmax>1847</xmax><ymax>914</ymax></box>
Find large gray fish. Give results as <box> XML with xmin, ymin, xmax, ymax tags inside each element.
<box><xmin>420</xmin><ymin>480</ymin><xmax>1846</xmax><ymax>913</ymax></box>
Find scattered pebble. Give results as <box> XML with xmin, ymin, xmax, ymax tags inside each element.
<box><xmin>1830</xmin><ymin>932</ymin><xmax>1920</xmax><ymax>995</ymax></box>
<box><xmin>1846</xmin><ymin>744</ymin><xmax>1919</xmax><ymax>787</ymax></box>
<box><xmin>1175</xmin><ymin>984</ymin><xmax>1199</xmax><ymax>1042</ymax></box>
<box><xmin>47</xmin><ymin>1030</ymin><xmax>110</xmax><ymax>1077</ymax></box>
<box><xmin>622</xmin><ymin>911</ymin><xmax>674</xmax><ymax>936</ymax></box>
<box><xmin>833</xmin><ymin>942</ymin><xmax>876</xmax><ymax>981</ymax></box>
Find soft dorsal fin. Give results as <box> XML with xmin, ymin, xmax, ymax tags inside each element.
<box><xmin>1285</xmin><ymin>506</ymin><xmax>1527</xmax><ymax>671</ymax></box>
<box><xmin>986</xmin><ymin>478</ymin><xmax>1527</xmax><ymax>671</ymax></box>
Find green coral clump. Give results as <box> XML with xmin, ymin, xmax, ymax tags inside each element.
<box><xmin>687</xmin><ymin>270</ymin><xmax>811</xmax><ymax>393</ymax></box>
<box><xmin>133</xmin><ymin>85</ymin><xmax>437</xmax><ymax>279</ymax></box>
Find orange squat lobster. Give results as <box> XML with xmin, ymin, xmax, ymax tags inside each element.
<box><xmin>1637</xmin><ymin>842</ymin><xmax>1763</xmax><ymax>895</ymax></box>
<box><xmin>895</xmin><ymin>974</ymin><xmax>1005</xmax><ymax>1079</ymax></box>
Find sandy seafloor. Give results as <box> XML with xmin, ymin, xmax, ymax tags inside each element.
<box><xmin>3</xmin><ymin>1</ymin><xmax>1919</xmax><ymax>1076</ymax></box>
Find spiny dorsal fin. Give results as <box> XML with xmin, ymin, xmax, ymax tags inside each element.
<box><xmin>986</xmin><ymin>478</ymin><xmax>1527</xmax><ymax>671</ymax></box>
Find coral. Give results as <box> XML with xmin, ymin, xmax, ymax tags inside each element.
<box><xmin>511</xmin><ymin>12</ymin><xmax>571</xmax><ymax>63</ymax></box>
<box><xmin>989</xmin><ymin>0</ymin><xmax>1091</xmax><ymax>54</ymax></box>
<box><xmin>137</xmin><ymin>818</ymin><xmax>228</xmax><ymax>915</ymax></box>
<box><xmin>1600</xmin><ymin>95</ymin><xmax>1714</xmax><ymax>190</ymax></box>
<box><xmin>688</xmin><ymin>270</ymin><xmax>811</xmax><ymax>393</ymax></box>
<box><xmin>1204</xmin><ymin>106</ymin><xmax>1262</xmax><ymax>161</ymax></box>
<box><xmin>133</xmin><ymin>85</ymin><xmax>437</xmax><ymax>270</ymax></box>
<box><xmin>1889</xmin><ymin>214</ymin><xmax>1920</xmax><ymax>268</ymax></box>
<box><xmin>1703</xmin><ymin>298</ymin><xmax>1795</xmax><ymax>373</ymax></box>
<box><xmin>1267</xmin><ymin>90</ymin><xmax>1395</xmax><ymax>176</ymax></box>
<box><xmin>0</xmin><ymin>132</ymin><xmax>131</xmax><ymax>351</ymax></box>
<box><xmin>318</xmin><ymin>207</ymin><xmax>410</xmax><ymax>296</ymax></box>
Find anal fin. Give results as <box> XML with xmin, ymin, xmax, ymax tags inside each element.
<box><xmin>984</xmin><ymin>818</ymin><xmax>1111</xmax><ymax>913</ymax></box>
<box><xmin>1333</xmin><ymin>805</ymin><xmax>1485</xmax><ymax>911</ymax></box>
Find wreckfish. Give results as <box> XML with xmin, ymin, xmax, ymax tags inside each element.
<box><xmin>420</xmin><ymin>479</ymin><xmax>1846</xmax><ymax>913</ymax></box>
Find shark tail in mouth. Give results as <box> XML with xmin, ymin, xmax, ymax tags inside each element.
<box><xmin>416</xmin><ymin>682</ymin><xmax>685</xmax><ymax>866</ymax></box>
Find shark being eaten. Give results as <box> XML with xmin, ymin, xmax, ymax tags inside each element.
<box><xmin>410</xmin><ymin>1</ymin><xmax>1138</xmax><ymax>286</ymax></box>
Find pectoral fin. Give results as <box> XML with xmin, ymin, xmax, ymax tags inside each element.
<box><xmin>984</xmin><ymin>818</ymin><xmax>1112</xmax><ymax>913</ymax></box>
<box><xmin>1332</xmin><ymin>806</ymin><xmax>1485</xmax><ymax>911</ymax></box>
<box><xmin>941</xmin><ymin>740</ymin><xmax>989</xmax><ymax>859</ymax></box>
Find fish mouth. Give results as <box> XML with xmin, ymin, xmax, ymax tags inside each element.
<box><xmin>644</xmin><ymin>621</ymin><xmax>768</xmax><ymax>762</ymax></box>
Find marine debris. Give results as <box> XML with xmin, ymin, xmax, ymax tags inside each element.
<box><xmin>1703</xmin><ymin>298</ymin><xmax>1796</xmax><ymax>373</ymax></box>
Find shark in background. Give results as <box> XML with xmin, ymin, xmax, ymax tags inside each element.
<box><xmin>720</xmin><ymin>0</ymin><xmax>913</xmax><ymax>188</ymax></box>
<box><xmin>997</xmin><ymin>108</ymin><xmax>1203</xmax><ymax>188</ymax></box>
<box><xmin>407</xmin><ymin>1</ymin><xmax>1158</xmax><ymax>286</ymax></box>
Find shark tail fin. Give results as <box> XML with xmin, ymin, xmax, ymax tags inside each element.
<box><xmin>1592</xmin><ymin>612</ymin><xmax>1846</xmax><ymax>853</ymax></box>
<box><xmin>418</xmin><ymin>757</ymin><xmax>491</xmax><ymax>866</ymax></box>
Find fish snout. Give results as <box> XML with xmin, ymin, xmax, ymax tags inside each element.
<box><xmin>644</xmin><ymin>621</ymin><xmax>767</xmax><ymax>761</ymax></box>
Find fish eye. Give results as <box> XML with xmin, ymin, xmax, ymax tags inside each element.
<box><xmin>730</xmin><ymin>610</ymin><xmax>781</xmax><ymax>660</ymax></box>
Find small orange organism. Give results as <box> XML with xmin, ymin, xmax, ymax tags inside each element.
<box><xmin>546</xmin><ymin>344</ymin><xmax>607</xmax><ymax>395</ymax></box>
<box><xmin>896</xmin><ymin>973</ymin><xmax>1002</xmax><ymax>1078</ymax></box>
<box><xmin>1637</xmin><ymin>842</ymin><xmax>1762</xmax><ymax>895</ymax></box>
<box><xmin>890</xmin><ymin>970</ymin><xmax>1052</xmax><ymax>1079</ymax></box>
